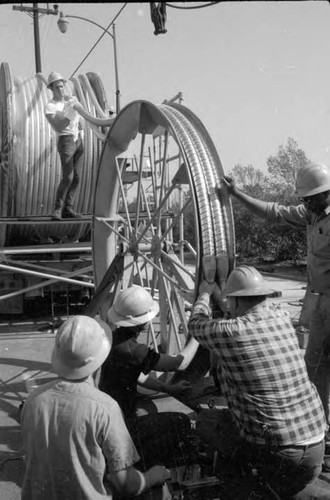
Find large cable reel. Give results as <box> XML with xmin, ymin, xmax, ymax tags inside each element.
<box><xmin>92</xmin><ymin>100</ymin><xmax>235</xmax><ymax>358</ymax></box>
<box><xmin>0</xmin><ymin>62</ymin><xmax>113</xmax><ymax>247</ymax></box>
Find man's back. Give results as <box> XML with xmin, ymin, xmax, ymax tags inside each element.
<box><xmin>21</xmin><ymin>378</ymin><xmax>139</xmax><ymax>500</ymax></box>
<box><xmin>189</xmin><ymin>302</ymin><xmax>326</xmax><ymax>446</ymax></box>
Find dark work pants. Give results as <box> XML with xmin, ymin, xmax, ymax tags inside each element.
<box><xmin>196</xmin><ymin>409</ymin><xmax>325</xmax><ymax>500</ymax></box>
<box><xmin>127</xmin><ymin>411</ymin><xmax>192</xmax><ymax>470</ymax></box>
<box><xmin>115</xmin><ymin>410</ymin><xmax>192</xmax><ymax>500</ymax></box>
<box><xmin>55</xmin><ymin>135</ymin><xmax>84</xmax><ymax>210</ymax></box>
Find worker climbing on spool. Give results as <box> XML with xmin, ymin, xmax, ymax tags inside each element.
<box><xmin>45</xmin><ymin>71</ymin><xmax>85</xmax><ymax>221</ymax></box>
<box><xmin>188</xmin><ymin>265</ymin><xmax>327</xmax><ymax>498</ymax></box>
<box><xmin>219</xmin><ymin>163</ymin><xmax>330</xmax><ymax>441</ymax></box>
<box><xmin>99</xmin><ymin>285</ymin><xmax>200</xmax><ymax>470</ymax></box>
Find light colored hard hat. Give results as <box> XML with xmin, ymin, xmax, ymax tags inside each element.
<box><xmin>224</xmin><ymin>265</ymin><xmax>274</xmax><ymax>297</ymax></box>
<box><xmin>295</xmin><ymin>163</ymin><xmax>330</xmax><ymax>198</ymax></box>
<box><xmin>107</xmin><ymin>285</ymin><xmax>159</xmax><ymax>327</ymax></box>
<box><xmin>47</xmin><ymin>71</ymin><xmax>66</xmax><ymax>89</ymax></box>
<box><xmin>51</xmin><ymin>315</ymin><xmax>112</xmax><ymax>380</ymax></box>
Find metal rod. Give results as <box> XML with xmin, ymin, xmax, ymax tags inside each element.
<box><xmin>67</xmin><ymin>4</ymin><xmax>126</xmax><ymax>112</ymax></box>
<box><xmin>1</xmin><ymin>243</ymin><xmax>91</xmax><ymax>255</ymax></box>
<box><xmin>0</xmin><ymin>266</ymin><xmax>93</xmax><ymax>302</ymax></box>
<box><xmin>112</xmin><ymin>23</ymin><xmax>121</xmax><ymax>113</ymax></box>
<box><xmin>137</xmin><ymin>251</ymin><xmax>187</xmax><ymax>293</ymax></box>
<box><xmin>0</xmin><ymin>263</ymin><xmax>94</xmax><ymax>288</ymax></box>
<box><xmin>160</xmin><ymin>251</ymin><xmax>195</xmax><ymax>280</ymax></box>
<box><xmin>3</xmin><ymin>258</ymin><xmax>93</xmax><ymax>279</ymax></box>
<box><xmin>134</xmin><ymin>138</ymin><xmax>146</xmax><ymax>237</ymax></box>
<box><xmin>161</xmin><ymin>196</ymin><xmax>192</xmax><ymax>241</ymax></box>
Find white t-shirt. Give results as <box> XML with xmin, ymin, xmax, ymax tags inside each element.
<box><xmin>44</xmin><ymin>99</ymin><xmax>80</xmax><ymax>141</ymax></box>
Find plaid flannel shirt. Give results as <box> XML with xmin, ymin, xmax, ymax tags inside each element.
<box><xmin>189</xmin><ymin>295</ymin><xmax>327</xmax><ymax>446</ymax></box>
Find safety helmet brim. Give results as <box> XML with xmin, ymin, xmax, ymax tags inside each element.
<box><xmin>295</xmin><ymin>186</ymin><xmax>330</xmax><ymax>198</ymax></box>
<box><xmin>226</xmin><ymin>286</ymin><xmax>274</xmax><ymax>297</ymax></box>
<box><xmin>47</xmin><ymin>80</ymin><xmax>66</xmax><ymax>89</ymax></box>
<box><xmin>47</xmin><ymin>72</ymin><xmax>67</xmax><ymax>89</ymax></box>
<box><xmin>224</xmin><ymin>265</ymin><xmax>275</xmax><ymax>297</ymax></box>
<box><xmin>295</xmin><ymin>163</ymin><xmax>330</xmax><ymax>198</ymax></box>
<box><xmin>107</xmin><ymin>300</ymin><xmax>160</xmax><ymax>327</ymax></box>
<box><xmin>51</xmin><ymin>319</ymin><xmax>112</xmax><ymax>380</ymax></box>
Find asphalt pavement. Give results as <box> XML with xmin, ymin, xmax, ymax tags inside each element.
<box><xmin>1</xmin><ymin>274</ymin><xmax>329</xmax><ymax>499</ymax></box>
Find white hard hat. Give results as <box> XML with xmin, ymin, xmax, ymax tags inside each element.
<box><xmin>107</xmin><ymin>286</ymin><xmax>159</xmax><ymax>327</ymax></box>
<box><xmin>51</xmin><ymin>316</ymin><xmax>112</xmax><ymax>380</ymax></box>
<box><xmin>295</xmin><ymin>163</ymin><xmax>330</xmax><ymax>198</ymax></box>
<box><xmin>47</xmin><ymin>71</ymin><xmax>66</xmax><ymax>89</ymax></box>
<box><xmin>224</xmin><ymin>265</ymin><xmax>274</xmax><ymax>297</ymax></box>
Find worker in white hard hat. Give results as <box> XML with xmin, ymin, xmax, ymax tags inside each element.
<box><xmin>44</xmin><ymin>71</ymin><xmax>85</xmax><ymax>221</ymax></box>
<box><xmin>99</xmin><ymin>285</ymin><xmax>200</xmax><ymax>470</ymax></box>
<box><xmin>188</xmin><ymin>265</ymin><xmax>327</xmax><ymax>498</ymax></box>
<box><xmin>219</xmin><ymin>164</ymin><xmax>330</xmax><ymax>432</ymax></box>
<box><xmin>20</xmin><ymin>315</ymin><xmax>171</xmax><ymax>499</ymax></box>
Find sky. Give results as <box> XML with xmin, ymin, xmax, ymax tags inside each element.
<box><xmin>1</xmin><ymin>1</ymin><xmax>330</xmax><ymax>174</ymax></box>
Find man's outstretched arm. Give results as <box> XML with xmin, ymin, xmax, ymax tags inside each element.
<box><xmin>218</xmin><ymin>177</ymin><xmax>269</xmax><ymax>218</ymax></box>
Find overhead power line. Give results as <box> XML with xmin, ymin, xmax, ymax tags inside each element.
<box><xmin>70</xmin><ymin>3</ymin><xmax>127</xmax><ymax>79</ymax></box>
<box><xmin>165</xmin><ymin>2</ymin><xmax>221</xmax><ymax>10</ymax></box>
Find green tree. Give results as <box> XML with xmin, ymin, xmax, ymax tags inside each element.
<box><xmin>265</xmin><ymin>137</ymin><xmax>312</xmax><ymax>203</ymax></box>
<box><xmin>229</xmin><ymin>138</ymin><xmax>311</xmax><ymax>263</ymax></box>
<box><xmin>232</xmin><ymin>164</ymin><xmax>265</xmax><ymax>189</ymax></box>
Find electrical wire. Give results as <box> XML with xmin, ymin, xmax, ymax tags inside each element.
<box><xmin>165</xmin><ymin>2</ymin><xmax>221</xmax><ymax>9</ymax></box>
<box><xmin>70</xmin><ymin>3</ymin><xmax>127</xmax><ymax>79</ymax></box>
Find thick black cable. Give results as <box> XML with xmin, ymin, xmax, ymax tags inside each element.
<box><xmin>165</xmin><ymin>2</ymin><xmax>221</xmax><ymax>9</ymax></box>
<box><xmin>70</xmin><ymin>3</ymin><xmax>127</xmax><ymax>79</ymax></box>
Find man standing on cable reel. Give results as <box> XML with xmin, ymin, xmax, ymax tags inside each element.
<box><xmin>45</xmin><ymin>71</ymin><xmax>84</xmax><ymax>221</ymax></box>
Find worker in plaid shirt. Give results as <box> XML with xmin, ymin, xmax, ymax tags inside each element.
<box><xmin>188</xmin><ymin>265</ymin><xmax>327</xmax><ymax>499</ymax></box>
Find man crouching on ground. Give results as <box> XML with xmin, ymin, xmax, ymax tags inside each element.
<box><xmin>188</xmin><ymin>265</ymin><xmax>327</xmax><ymax>499</ymax></box>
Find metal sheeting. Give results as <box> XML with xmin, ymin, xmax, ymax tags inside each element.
<box><xmin>0</xmin><ymin>63</ymin><xmax>13</xmax><ymax>246</ymax></box>
<box><xmin>0</xmin><ymin>62</ymin><xmax>109</xmax><ymax>246</ymax></box>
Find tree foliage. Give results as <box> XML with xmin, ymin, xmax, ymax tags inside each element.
<box><xmin>169</xmin><ymin>137</ymin><xmax>310</xmax><ymax>265</ymax></box>
<box><xmin>229</xmin><ymin>138</ymin><xmax>310</xmax><ymax>263</ymax></box>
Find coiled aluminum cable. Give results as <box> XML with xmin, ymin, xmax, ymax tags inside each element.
<box><xmin>160</xmin><ymin>105</ymin><xmax>215</xmax><ymax>258</ymax></box>
<box><xmin>162</xmin><ymin>105</ymin><xmax>228</xmax><ymax>257</ymax></box>
<box><xmin>169</xmin><ymin>103</ymin><xmax>235</xmax><ymax>269</ymax></box>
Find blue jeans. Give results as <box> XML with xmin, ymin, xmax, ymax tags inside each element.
<box><xmin>244</xmin><ymin>440</ymin><xmax>325</xmax><ymax>499</ymax></box>
<box><xmin>55</xmin><ymin>135</ymin><xmax>84</xmax><ymax>209</ymax></box>
<box><xmin>305</xmin><ymin>294</ymin><xmax>330</xmax><ymax>425</ymax></box>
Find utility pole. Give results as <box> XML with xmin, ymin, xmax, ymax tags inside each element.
<box><xmin>12</xmin><ymin>3</ymin><xmax>59</xmax><ymax>73</ymax></box>
<box><xmin>33</xmin><ymin>3</ymin><xmax>41</xmax><ymax>72</ymax></box>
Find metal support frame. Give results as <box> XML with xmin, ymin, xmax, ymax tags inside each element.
<box><xmin>0</xmin><ymin>215</ymin><xmax>94</xmax><ymax>307</ymax></box>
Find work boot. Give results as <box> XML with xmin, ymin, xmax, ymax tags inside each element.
<box><xmin>62</xmin><ymin>207</ymin><xmax>81</xmax><ymax>218</ymax></box>
<box><xmin>52</xmin><ymin>207</ymin><xmax>62</xmax><ymax>220</ymax></box>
